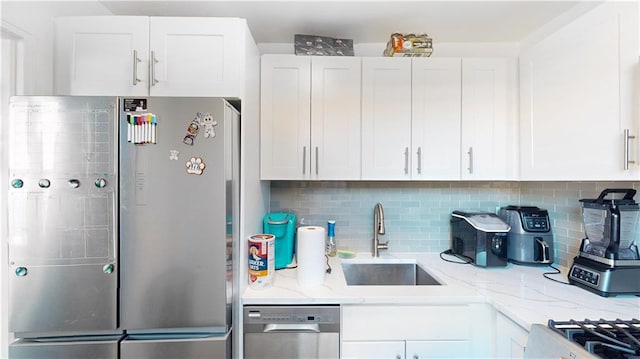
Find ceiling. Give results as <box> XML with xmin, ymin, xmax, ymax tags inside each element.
<box><xmin>98</xmin><ymin>1</ymin><xmax>587</xmax><ymax>44</ymax></box>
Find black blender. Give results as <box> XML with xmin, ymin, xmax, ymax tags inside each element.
<box><xmin>568</xmin><ymin>188</ymin><xmax>640</xmax><ymax>296</ymax></box>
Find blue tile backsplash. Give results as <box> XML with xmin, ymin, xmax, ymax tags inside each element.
<box><xmin>269</xmin><ymin>181</ymin><xmax>640</xmax><ymax>267</ymax></box>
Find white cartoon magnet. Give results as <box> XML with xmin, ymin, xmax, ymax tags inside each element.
<box><xmin>202</xmin><ymin>113</ymin><xmax>218</xmax><ymax>138</ymax></box>
<box><xmin>169</xmin><ymin>150</ymin><xmax>179</xmax><ymax>160</ymax></box>
<box><xmin>186</xmin><ymin>157</ymin><xmax>206</xmax><ymax>175</ymax></box>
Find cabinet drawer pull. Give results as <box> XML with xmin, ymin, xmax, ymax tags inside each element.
<box><xmin>132</xmin><ymin>50</ymin><xmax>142</xmax><ymax>85</ymax></box>
<box><xmin>315</xmin><ymin>146</ymin><xmax>319</xmax><ymax>175</ymax></box>
<box><xmin>467</xmin><ymin>146</ymin><xmax>474</xmax><ymax>174</ymax></box>
<box><xmin>624</xmin><ymin>129</ymin><xmax>636</xmax><ymax>170</ymax></box>
<box><xmin>416</xmin><ymin>146</ymin><xmax>422</xmax><ymax>175</ymax></box>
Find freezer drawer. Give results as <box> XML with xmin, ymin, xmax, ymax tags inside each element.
<box><xmin>121</xmin><ymin>332</ymin><xmax>230</xmax><ymax>359</ymax></box>
<box><xmin>9</xmin><ymin>337</ymin><xmax>120</xmax><ymax>359</ymax></box>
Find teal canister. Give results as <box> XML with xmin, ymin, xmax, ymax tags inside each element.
<box><xmin>263</xmin><ymin>212</ymin><xmax>297</xmax><ymax>269</ymax></box>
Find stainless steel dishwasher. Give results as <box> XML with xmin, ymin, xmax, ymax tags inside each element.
<box><xmin>243</xmin><ymin>305</ymin><xmax>340</xmax><ymax>359</ymax></box>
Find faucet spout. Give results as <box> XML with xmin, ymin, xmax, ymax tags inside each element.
<box><xmin>372</xmin><ymin>203</ymin><xmax>387</xmax><ymax>257</ymax></box>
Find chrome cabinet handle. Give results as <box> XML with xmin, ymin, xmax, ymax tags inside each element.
<box><xmin>467</xmin><ymin>146</ymin><xmax>474</xmax><ymax>174</ymax></box>
<box><xmin>624</xmin><ymin>129</ymin><xmax>636</xmax><ymax>170</ymax></box>
<box><xmin>315</xmin><ymin>146</ymin><xmax>319</xmax><ymax>175</ymax></box>
<box><xmin>416</xmin><ymin>146</ymin><xmax>422</xmax><ymax>174</ymax></box>
<box><xmin>150</xmin><ymin>50</ymin><xmax>159</xmax><ymax>86</ymax></box>
<box><xmin>302</xmin><ymin>146</ymin><xmax>307</xmax><ymax>175</ymax></box>
<box><xmin>132</xmin><ymin>50</ymin><xmax>142</xmax><ymax>85</ymax></box>
<box><xmin>404</xmin><ymin>147</ymin><xmax>409</xmax><ymax>175</ymax></box>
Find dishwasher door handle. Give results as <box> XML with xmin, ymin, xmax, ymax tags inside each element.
<box><xmin>263</xmin><ymin>323</ymin><xmax>320</xmax><ymax>333</ymax></box>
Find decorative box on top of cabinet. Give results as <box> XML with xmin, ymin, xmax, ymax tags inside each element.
<box><xmin>260</xmin><ymin>54</ymin><xmax>361</xmax><ymax>180</ymax></box>
<box><xmin>55</xmin><ymin>16</ymin><xmax>243</xmax><ymax>97</ymax></box>
<box><xmin>519</xmin><ymin>1</ymin><xmax>639</xmax><ymax>180</ymax></box>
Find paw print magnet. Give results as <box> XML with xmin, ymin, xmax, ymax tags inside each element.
<box><xmin>202</xmin><ymin>112</ymin><xmax>218</xmax><ymax>139</ymax></box>
<box><xmin>186</xmin><ymin>157</ymin><xmax>206</xmax><ymax>175</ymax></box>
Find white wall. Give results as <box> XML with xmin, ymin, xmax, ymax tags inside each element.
<box><xmin>1</xmin><ymin>1</ymin><xmax>111</xmax><ymax>95</ymax></box>
<box><xmin>258</xmin><ymin>41</ymin><xmax>520</xmax><ymax>57</ymax></box>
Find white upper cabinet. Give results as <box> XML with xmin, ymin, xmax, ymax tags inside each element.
<box><xmin>461</xmin><ymin>58</ymin><xmax>515</xmax><ymax>180</ymax></box>
<box><xmin>260</xmin><ymin>55</ymin><xmax>311</xmax><ymax>180</ymax></box>
<box><xmin>361</xmin><ymin>57</ymin><xmax>413</xmax><ymax>180</ymax></box>
<box><xmin>147</xmin><ymin>17</ymin><xmax>242</xmax><ymax>97</ymax></box>
<box><xmin>519</xmin><ymin>2</ymin><xmax>639</xmax><ymax>180</ymax></box>
<box><xmin>363</xmin><ymin>57</ymin><xmax>513</xmax><ymax>181</ymax></box>
<box><xmin>55</xmin><ymin>16</ymin><xmax>149</xmax><ymax>96</ymax></box>
<box><xmin>412</xmin><ymin>58</ymin><xmax>462</xmax><ymax>180</ymax></box>
<box><xmin>260</xmin><ymin>55</ymin><xmax>361</xmax><ymax>180</ymax></box>
<box><xmin>55</xmin><ymin>16</ymin><xmax>243</xmax><ymax>97</ymax></box>
<box><xmin>310</xmin><ymin>57</ymin><xmax>362</xmax><ymax>180</ymax></box>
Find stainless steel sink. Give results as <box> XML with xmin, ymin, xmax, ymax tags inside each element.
<box><xmin>341</xmin><ymin>261</ymin><xmax>442</xmax><ymax>286</ymax></box>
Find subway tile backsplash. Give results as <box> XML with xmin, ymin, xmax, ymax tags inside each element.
<box><xmin>269</xmin><ymin>181</ymin><xmax>640</xmax><ymax>268</ymax></box>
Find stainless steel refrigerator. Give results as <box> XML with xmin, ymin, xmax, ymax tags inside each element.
<box><xmin>7</xmin><ymin>96</ymin><xmax>239</xmax><ymax>358</ymax></box>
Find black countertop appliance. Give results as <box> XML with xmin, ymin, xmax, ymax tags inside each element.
<box><xmin>450</xmin><ymin>210</ymin><xmax>510</xmax><ymax>267</ymax></box>
<box><xmin>499</xmin><ymin>206</ymin><xmax>554</xmax><ymax>265</ymax></box>
<box><xmin>568</xmin><ymin>188</ymin><xmax>640</xmax><ymax>297</ymax></box>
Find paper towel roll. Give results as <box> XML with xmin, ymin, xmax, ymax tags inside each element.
<box><xmin>296</xmin><ymin>226</ymin><xmax>326</xmax><ymax>287</ymax></box>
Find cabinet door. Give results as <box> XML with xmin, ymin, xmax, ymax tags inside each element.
<box><xmin>342</xmin><ymin>341</ymin><xmax>405</xmax><ymax>359</ymax></box>
<box><xmin>149</xmin><ymin>17</ymin><xmax>242</xmax><ymax>97</ymax></box>
<box><xmin>260</xmin><ymin>55</ymin><xmax>311</xmax><ymax>180</ymax></box>
<box><xmin>460</xmin><ymin>58</ymin><xmax>513</xmax><ymax>180</ymax></box>
<box><xmin>311</xmin><ymin>57</ymin><xmax>361</xmax><ymax>180</ymax></box>
<box><xmin>411</xmin><ymin>58</ymin><xmax>462</xmax><ymax>180</ymax></box>
<box><xmin>362</xmin><ymin>58</ymin><xmax>412</xmax><ymax>180</ymax></box>
<box><xmin>406</xmin><ymin>340</ymin><xmax>471</xmax><ymax>359</ymax></box>
<box><xmin>519</xmin><ymin>2</ymin><xmax>639</xmax><ymax>180</ymax></box>
<box><xmin>495</xmin><ymin>313</ymin><xmax>528</xmax><ymax>359</ymax></box>
<box><xmin>55</xmin><ymin>16</ymin><xmax>149</xmax><ymax>96</ymax></box>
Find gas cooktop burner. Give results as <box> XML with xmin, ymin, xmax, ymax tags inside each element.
<box><xmin>548</xmin><ymin>319</ymin><xmax>640</xmax><ymax>358</ymax></box>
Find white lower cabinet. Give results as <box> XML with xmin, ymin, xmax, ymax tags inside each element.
<box><xmin>496</xmin><ymin>312</ymin><xmax>529</xmax><ymax>359</ymax></box>
<box><xmin>341</xmin><ymin>304</ymin><xmax>494</xmax><ymax>359</ymax></box>
<box><xmin>342</xmin><ymin>341</ymin><xmax>405</xmax><ymax>359</ymax></box>
<box><xmin>405</xmin><ymin>340</ymin><xmax>471</xmax><ymax>359</ymax></box>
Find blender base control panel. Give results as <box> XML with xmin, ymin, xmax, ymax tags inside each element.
<box><xmin>570</xmin><ymin>265</ymin><xmax>601</xmax><ymax>287</ymax></box>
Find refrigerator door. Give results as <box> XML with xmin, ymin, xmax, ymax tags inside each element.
<box><xmin>121</xmin><ymin>333</ymin><xmax>230</xmax><ymax>359</ymax></box>
<box><xmin>9</xmin><ymin>337</ymin><xmax>121</xmax><ymax>359</ymax></box>
<box><xmin>119</xmin><ymin>98</ymin><xmax>234</xmax><ymax>331</ymax></box>
<box><xmin>7</xmin><ymin>96</ymin><xmax>119</xmax><ymax>334</ymax></box>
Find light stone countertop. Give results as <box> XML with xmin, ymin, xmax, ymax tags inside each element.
<box><xmin>242</xmin><ymin>252</ymin><xmax>640</xmax><ymax>330</ymax></box>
